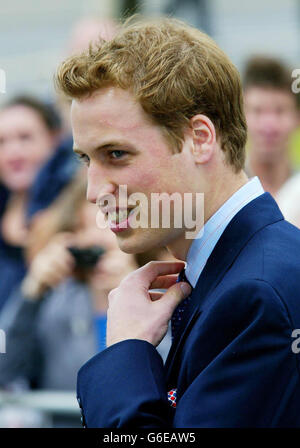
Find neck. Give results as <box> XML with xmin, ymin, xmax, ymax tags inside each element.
<box><xmin>248</xmin><ymin>151</ymin><xmax>291</xmax><ymax>197</ymax></box>
<box><xmin>1</xmin><ymin>191</ymin><xmax>29</xmax><ymax>246</ymax></box>
<box><xmin>10</xmin><ymin>190</ymin><xmax>28</xmax><ymax>204</ymax></box>
<box><xmin>167</xmin><ymin>169</ymin><xmax>249</xmax><ymax>261</ymax></box>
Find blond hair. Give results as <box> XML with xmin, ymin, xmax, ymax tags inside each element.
<box><xmin>26</xmin><ymin>169</ymin><xmax>87</xmax><ymax>262</ymax></box>
<box><xmin>55</xmin><ymin>17</ymin><xmax>247</xmax><ymax>172</ymax></box>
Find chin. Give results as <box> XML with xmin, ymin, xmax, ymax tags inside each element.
<box><xmin>115</xmin><ymin>232</ymin><xmax>164</xmax><ymax>255</ymax></box>
<box><xmin>116</xmin><ymin>227</ymin><xmax>182</xmax><ymax>255</ymax></box>
<box><xmin>5</xmin><ymin>181</ymin><xmax>30</xmax><ymax>193</ymax></box>
<box><xmin>116</xmin><ymin>239</ymin><xmax>155</xmax><ymax>254</ymax></box>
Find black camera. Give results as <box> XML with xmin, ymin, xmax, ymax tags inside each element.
<box><xmin>67</xmin><ymin>245</ymin><xmax>105</xmax><ymax>269</ymax></box>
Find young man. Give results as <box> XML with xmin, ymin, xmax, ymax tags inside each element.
<box><xmin>56</xmin><ymin>18</ymin><xmax>300</xmax><ymax>427</ymax></box>
<box><xmin>243</xmin><ymin>56</ymin><xmax>299</xmax><ymax>197</ymax></box>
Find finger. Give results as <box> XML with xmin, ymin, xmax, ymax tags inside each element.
<box><xmin>150</xmin><ymin>274</ymin><xmax>178</xmax><ymax>289</ymax></box>
<box><xmin>63</xmin><ymin>252</ymin><xmax>76</xmax><ymax>269</ymax></box>
<box><xmin>149</xmin><ymin>290</ymin><xmax>164</xmax><ymax>301</ymax></box>
<box><xmin>133</xmin><ymin>261</ymin><xmax>186</xmax><ymax>286</ymax></box>
<box><xmin>43</xmin><ymin>271</ymin><xmax>65</xmax><ymax>286</ymax></box>
<box><xmin>158</xmin><ymin>282</ymin><xmax>192</xmax><ymax>316</ymax></box>
<box><xmin>52</xmin><ymin>248</ymin><xmax>76</xmax><ymax>268</ymax></box>
<box><xmin>52</xmin><ymin>232</ymin><xmax>75</xmax><ymax>246</ymax></box>
<box><xmin>47</xmin><ymin>258</ymin><xmax>74</xmax><ymax>275</ymax></box>
<box><xmin>45</xmin><ymin>263</ymin><xmax>72</xmax><ymax>283</ymax></box>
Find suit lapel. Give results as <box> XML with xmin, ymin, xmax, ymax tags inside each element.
<box><xmin>165</xmin><ymin>192</ymin><xmax>284</xmax><ymax>382</ymax></box>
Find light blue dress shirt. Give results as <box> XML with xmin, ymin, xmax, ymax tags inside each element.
<box><xmin>185</xmin><ymin>176</ymin><xmax>264</xmax><ymax>288</ymax></box>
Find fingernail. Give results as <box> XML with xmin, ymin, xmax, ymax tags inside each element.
<box><xmin>180</xmin><ymin>282</ymin><xmax>192</xmax><ymax>296</ymax></box>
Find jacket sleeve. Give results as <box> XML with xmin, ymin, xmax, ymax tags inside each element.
<box><xmin>0</xmin><ymin>287</ymin><xmax>44</xmax><ymax>389</ymax></box>
<box><xmin>77</xmin><ymin>279</ymin><xmax>298</xmax><ymax>428</ymax></box>
<box><xmin>77</xmin><ymin>339</ymin><xmax>171</xmax><ymax>427</ymax></box>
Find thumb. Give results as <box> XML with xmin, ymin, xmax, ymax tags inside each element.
<box><xmin>161</xmin><ymin>281</ymin><xmax>192</xmax><ymax>316</ymax></box>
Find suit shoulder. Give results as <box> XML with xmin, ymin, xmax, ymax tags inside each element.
<box><xmin>227</xmin><ymin>219</ymin><xmax>300</xmax><ymax>306</ymax></box>
<box><xmin>210</xmin><ymin>278</ymin><xmax>292</xmax><ymax>332</ymax></box>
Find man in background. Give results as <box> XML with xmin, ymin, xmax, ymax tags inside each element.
<box><xmin>243</xmin><ymin>56</ymin><xmax>299</xmax><ymax>198</ymax></box>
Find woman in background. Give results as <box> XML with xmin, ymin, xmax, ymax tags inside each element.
<box><xmin>0</xmin><ymin>96</ymin><xmax>61</xmax><ymax>311</ymax></box>
<box><xmin>0</xmin><ymin>171</ymin><xmax>137</xmax><ymax>391</ymax></box>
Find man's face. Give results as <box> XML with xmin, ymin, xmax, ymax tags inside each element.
<box><xmin>71</xmin><ymin>87</ymin><xmax>194</xmax><ymax>254</ymax></box>
<box><xmin>244</xmin><ymin>87</ymin><xmax>299</xmax><ymax>163</ymax></box>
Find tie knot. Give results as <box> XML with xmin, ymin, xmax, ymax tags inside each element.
<box><xmin>177</xmin><ymin>268</ymin><xmax>191</xmax><ymax>287</ymax></box>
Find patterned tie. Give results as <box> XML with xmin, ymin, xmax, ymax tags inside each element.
<box><xmin>167</xmin><ymin>388</ymin><xmax>177</xmax><ymax>408</ymax></box>
<box><xmin>171</xmin><ymin>268</ymin><xmax>192</xmax><ymax>341</ymax></box>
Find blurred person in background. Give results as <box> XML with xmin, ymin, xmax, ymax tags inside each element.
<box><xmin>55</xmin><ymin>17</ymin><xmax>119</xmax><ymax>140</ymax></box>
<box><xmin>0</xmin><ymin>170</ymin><xmax>172</xmax><ymax>392</ymax></box>
<box><xmin>66</xmin><ymin>17</ymin><xmax>118</xmax><ymax>55</ymax></box>
<box><xmin>275</xmin><ymin>162</ymin><xmax>300</xmax><ymax>228</ymax></box>
<box><xmin>0</xmin><ymin>20</ymin><xmax>117</xmax><ymax>314</ymax></box>
<box><xmin>0</xmin><ymin>171</ymin><xmax>137</xmax><ymax>391</ymax></box>
<box><xmin>27</xmin><ymin>18</ymin><xmax>119</xmax><ymax>221</ymax></box>
<box><xmin>243</xmin><ymin>56</ymin><xmax>300</xmax><ymax>198</ymax></box>
<box><xmin>0</xmin><ymin>96</ymin><xmax>61</xmax><ymax>311</ymax></box>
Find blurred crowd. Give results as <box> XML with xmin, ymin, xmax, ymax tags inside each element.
<box><xmin>0</xmin><ymin>14</ymin><xmax>299</xmax><ymax>425</ymax></box>
<box><xmin>0</xmin><ymin>18</ymin><xmax>175</xmax><ymax>403</ymax></box>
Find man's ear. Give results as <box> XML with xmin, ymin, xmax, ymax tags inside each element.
<box><xmin>190</xmin><ymin>114</ymin><xmax>216</xmax><ymax>164</ymax></box>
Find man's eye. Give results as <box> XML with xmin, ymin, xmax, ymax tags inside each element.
<box><xmin>76</xmin><ymin>154</ymin><xmax>90</xmax><ymax>165</ymax></box>
<box><xmin>109</xmin><ymin>150</ymin><xmax>128</xmax><ymax>160</ymax></box>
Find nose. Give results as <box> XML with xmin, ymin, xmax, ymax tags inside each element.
<box><xmin>2</xmin><ymin>138</ymin><xmax>23</xmax><ymax>157</ymax></box>
<box><xmin>86</xmin><ymin>164</ymin><xmax>116</xmax><ymax>205</ymax></box>
<box><xmin>259</xmin><ymin>113</ymin><xmax>279</xmax><ymax>137</ymax></box>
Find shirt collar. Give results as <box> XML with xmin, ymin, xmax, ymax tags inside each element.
<box><xmin>185</xmin><ymin>176</ymin><xmax>264</xmax><ymax>288</ymax></box>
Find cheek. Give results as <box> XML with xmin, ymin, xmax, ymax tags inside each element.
<box><xmin>247</xmin><ymin>118</ymin><xmax>259</xmax><ymax>132</ymax></box>
<box><xmin>0</xmin><ymin>154</ymin><xmax>5</xmax><ymax>168</ymax></box>
<box><xmin>120</xmin><ymin>155</ymin><xmax>158</xmax><ymax>190</ymax></box>
<box><xmin>281</xmin><ymin>118</ymin><xmax>297</xmax><ymax>135</ymax></box>
<box><xmin>33</xmin><ymin>133</ymin><xmax>53</xmax><ymax>154</ymax></box>
<box><xmin>26</xmin><ymin>143</ymin><xmax>52</xmax><ymax>165</ymax></box>
<box><xmin>130</xmin><ymin>165</ymin><xmax>168</xmax><ymax>193</ymax></box>
<box><xmin>134</xmin><ymin>159</ymin><xmax>185</xmax><ymax>196</ymax></box>
<box><xmin>129</xmin><ymin>173</ymin><xmax>154</xmax><ymax>193</ymax></box>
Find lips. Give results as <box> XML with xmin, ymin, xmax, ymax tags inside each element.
<box><xmin>108</xmin><ymin>207</ymin><xmax>137</xmax><ymax>224</ymax></box>
<box><xmin>106</xmin><ymin>207</ymin><xmax>139</xmax><ymax>233</ymax></box>
<box><xmin>6</xmin><ymin>159</ymin><xmax>26</xmax><ymax>171</ymax></box>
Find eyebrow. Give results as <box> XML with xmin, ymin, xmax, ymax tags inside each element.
<box><xmin>73</xmin><ymin>142</ymin><xmax>135</xmax><ymax>154</ymax></box>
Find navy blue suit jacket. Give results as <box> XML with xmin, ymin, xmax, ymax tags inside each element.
<box><xmin>77</xmin><ymin>193</ymin><xmax>300</xmax><ymax>427</ymax></box>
